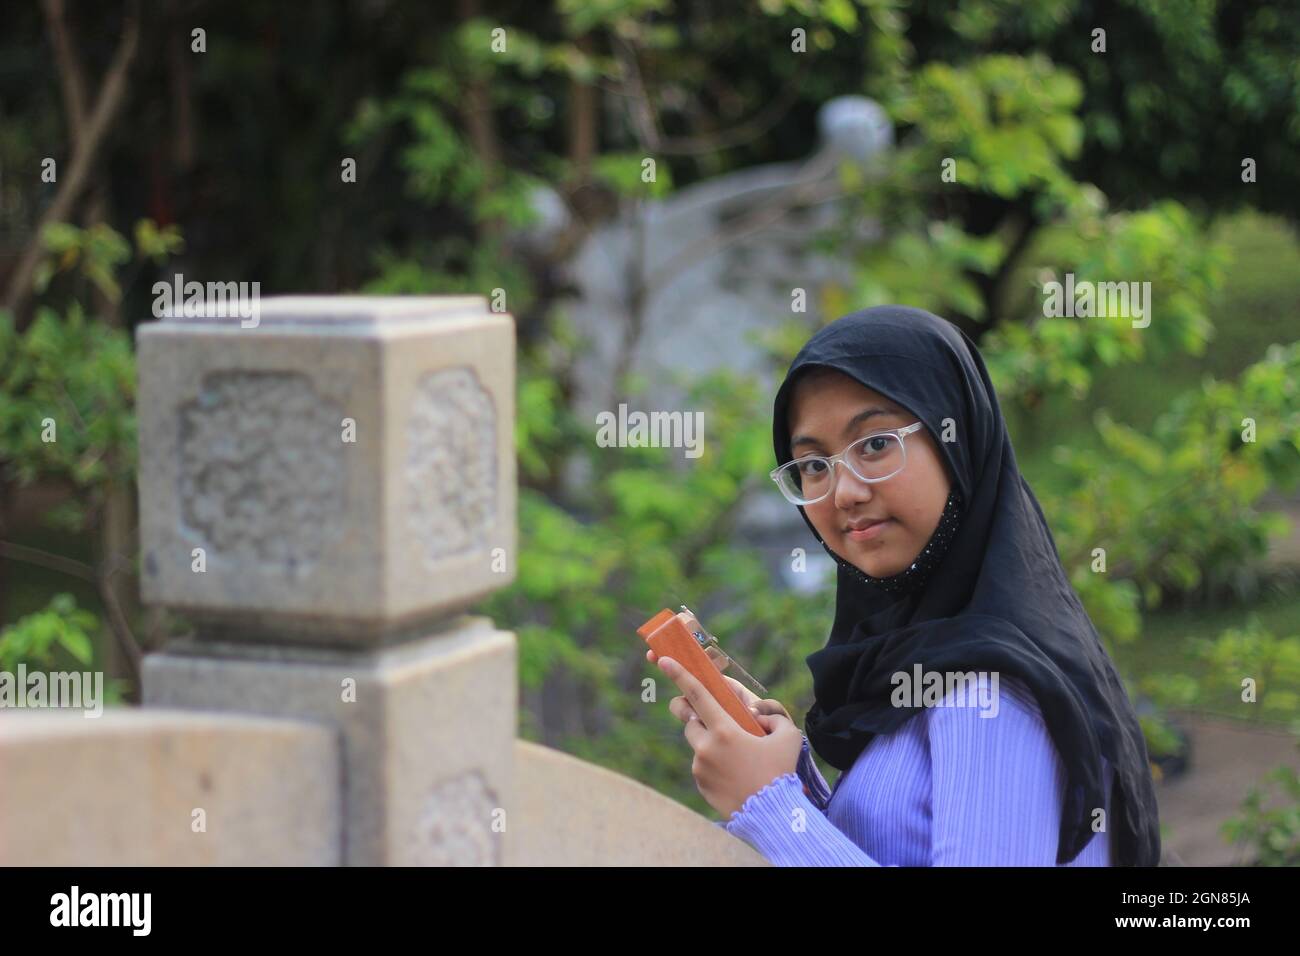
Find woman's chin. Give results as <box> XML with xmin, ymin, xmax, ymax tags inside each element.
<box><xmin>849</xmin><ymin>555</ymin><xmax>903</xmax><ymax>578</ymax></box>
<box><xmin>840</xmin><ymin>534</ymin><xmax>898</xmax><ymax>569</ymax></box>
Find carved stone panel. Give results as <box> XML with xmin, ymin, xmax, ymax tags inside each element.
<box><xmin>178</xmin><ymin>371</ymin><xmax>347</xmax><ymax>576</ymax></box>
<box><xmin>405</xmin><ymin>367</ymin><xmax>497</xmax><ymax>564</ymax></box>
<box><xmin>411</xmin><ymin>769</ymin><xmax>502</xmax><ymax>866</ymax></box>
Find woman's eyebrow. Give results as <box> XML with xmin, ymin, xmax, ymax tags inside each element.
<box><xmin>791</xmin><ymin>405</ymin><xmax>903</xmax><ymax>450</ymax></box>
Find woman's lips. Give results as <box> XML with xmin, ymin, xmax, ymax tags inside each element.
<box><xmin>846</xmin><ymin>519</ymin><xmax>892</xmax><ymax>541</ymax></box>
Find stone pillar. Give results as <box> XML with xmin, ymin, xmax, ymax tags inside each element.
<box><xmin>138</xmin><ymin>296</ymin><xmax>517</xmax><ymax>865</ymax></box>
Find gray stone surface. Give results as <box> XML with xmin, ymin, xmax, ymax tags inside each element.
<box><xmin>0</xmin><ymin>709</ymin><xmax>340</xmax><ymax>865</ymax></box>
<box><xmin>136</xmin><ymin>295</ymin><xmax>517</xmax><ymax>647</ymax></box>
<box><xmin>510</xmin><ymin>739</ymin><xmax>768</xmax><ymax>866</ymax></box>
<box><xmin>554</xmin><ymin>96</ymin><xmax>892</xmax><ymax>432</ymax></box>
<box><xmin>143</xmin><ymin>615</ymin><xmax>516</xmax><ymax>866</ymax></box>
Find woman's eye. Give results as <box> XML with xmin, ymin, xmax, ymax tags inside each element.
<box><xmin>798</xmin><ymin>459</ymin><xmax>827</xmax><ymax>476</ymax></box>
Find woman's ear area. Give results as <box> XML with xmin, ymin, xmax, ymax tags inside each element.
<box><xmin>916</xmin><ymin>418</ymin><xmax>949</xmax><ymax>467</ymax></box>
<box><xmin>911</xmin><ymin>419</ymin><xmax>958</xmax><ymax>495</ymax></box>
<box><xmin>923</xmin><ymin>413</ymin><xmax>964</xmax><ymax>494</ymax></box>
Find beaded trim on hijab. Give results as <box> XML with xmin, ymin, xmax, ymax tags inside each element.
<box><xmin>821</xmin><ymin>488</ymin><xmax>966</xmax><ymax>596</ymax></box>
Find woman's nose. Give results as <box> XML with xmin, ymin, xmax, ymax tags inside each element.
<box><xmin>831</xmin><ymin>461</ymin><xmax>874</xmax><ymax>509</ymax></box>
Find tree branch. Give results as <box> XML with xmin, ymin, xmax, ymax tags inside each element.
<box><xmin>971</xmin><ymin>205</ymin><xmax>1040</xmax><ymax>342</ymax></box>
<box><xmin>656</xmin><ymin>69</ymin><xmax>806</xmax><ymax>157</ymax></box>
<box><xmin>566</xmin><ymin>33</ymin><xmax>598</xmax><ymax>182</ymax></box>
<box><xmin>1</xmin><ymin>536</ymin><xmax>144</xmax><ymax>684</ymax></box>
<box><xmin>455</xmin><ymin>0</ymin><xmax>504</xmax><ymax>238</ymax></box>
<box><xmin>97</xmin><ymin>567</ymin><xmax>143</xmax><ymax>679</ymax></box>
<box><xmin>612</xmin><ymin>34</ymin><xmax>662</xmax><ymax>153</ymax></box>
<box><xmin>42</xmin><ymin>0</ymin><xmax>89</xmax><ymax>149</ymax></box>
<box><xmin>5</xmin><ymin>0</ymin><xmax>141</xmax><ymax>326</ymax></box>
<box><xmin>0</xmin><ymin>540</ymin><xmax>96</xmax><ymax>583</ymax></box>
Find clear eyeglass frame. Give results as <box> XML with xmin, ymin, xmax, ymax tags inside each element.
<box><xmin>770</xmin><ymin>421</ymin><xmax>925</xmax><ymax>506</ymax></box>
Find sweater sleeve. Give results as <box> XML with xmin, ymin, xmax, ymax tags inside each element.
<box><xmin>926</xmin><ymin>684</ymin><xmax>1075</xmax><ymax>865</ymax></box>
<box><xmin>719</xmin><ymin>772</ymin><xmax>884</xmax><ymax>866</ymax></box>
<box><xmin>796</xmin><ymin>733</ymin><xmax>834</xmax><ymax>810</ymax></box>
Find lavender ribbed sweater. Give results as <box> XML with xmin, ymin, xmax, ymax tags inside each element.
<box><xmin>716</xmin><ymin>676</ymin><xmax>1115</xmax><ymax>866</ymax></box>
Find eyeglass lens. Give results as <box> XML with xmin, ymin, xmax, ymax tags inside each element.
<box><xmin>776</xmin><ymin>433</ymin><xmax>904</xmax><ymax>503</ymax></box>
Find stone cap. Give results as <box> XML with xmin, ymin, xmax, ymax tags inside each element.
<box><xmin>135</xmin><ymin>294</ymin><xmax>517</xmax><ymax>647</ymax></box>
<box><xmin>157</xmin><ymin>293</ymin><xmax>489</xmax><ymax>326</ymax></box>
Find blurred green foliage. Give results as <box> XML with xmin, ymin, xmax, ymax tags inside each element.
<box><xmin>0</xmin><ymin>593</ymin><xmax>128</xmax><ymax>706</ymax></box>
<box><xmin>0</xmin><ymin>303</ymin><xmax>136</xmax><ymax>500</ymax></box>
<box><xmin>484</xmin><ymin>345</ymin><xmax>834</xmax><ymax>790</ymax></box>
<box><xmin>0</xmin><ymin>220</ymin><xmax>151</xmax><ymax>526</ymax></box>
<box><xmin>0</xmin><ymin>221</ymin><xmax>162</xmax><ymax>694</ymax></box>
<box><xmin>0</xmin><ymin>592</ymin><xmax>97</xmax><ymax>671</ymax></box>
<box><xmin>1222</xmin><ymin>749</ymin><xmax>1300</xmax><ymax>866</ymax></box>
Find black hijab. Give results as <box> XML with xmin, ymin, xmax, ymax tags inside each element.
<box><xmin>771</xmin><ymin>305</ymin><xmax>1161</xmax><ymax>866</ymax></box>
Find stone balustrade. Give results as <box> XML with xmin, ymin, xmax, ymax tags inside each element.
<box><xmin>0</xmin><ymin>296</ymin><xmax>764</xmax><ymax>867</ymax></box>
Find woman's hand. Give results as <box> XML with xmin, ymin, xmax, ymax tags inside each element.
<box><xmin>652</xmin><ymin>653</ymin><xmax>804</xmax><ymax>819</ymax></box>
<box><xmin>646</xmin><ymin>647</ymin><xmax>792</xmax><ymax>721</ymax></box>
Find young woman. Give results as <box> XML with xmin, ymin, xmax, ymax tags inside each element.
<box><xmin>651</xmin><ymin>305</ymin><xmax>1162</xmax><ymax>866</ymax></box>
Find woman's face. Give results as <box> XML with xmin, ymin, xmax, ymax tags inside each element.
<box><xmin>787</xmin><ymin>369</ymin><xmax>953</xmax><ymax>577</ymax></box>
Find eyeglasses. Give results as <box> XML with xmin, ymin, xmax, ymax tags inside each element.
<box><xmin>770</xmin><ymin>421</ymin><xmax>925</xmax><ymax>505</ymax></box>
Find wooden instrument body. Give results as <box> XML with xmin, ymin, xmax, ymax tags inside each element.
<box><xmin>637</xmin><ymin>608</ymin><xmax>767</xmax><ymax>737</ymax></box>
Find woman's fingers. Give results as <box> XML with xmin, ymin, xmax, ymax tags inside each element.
<box><xmin>703</xmin><ymin>646</ymin><xmax>731</xmax><ymax>673</ymax></box>
<box><xmin>721</xmin><ymin>675</ymin><xmax>760</xmax><ymax>708</ymax></box>
<box><xmin>668</xmin><ymin>695</ymin><xmax>698</xmax><ymax>724</ymax></box>
<box><xmin>718</xmin><ymin>676</ymin><xmax>787</xmax><ymax>722</ymax></box>
<box><xmin>753</xmin><ymin>698</ymin><xmax>792</xmax><ymax>720</ymax></box>
<box><xmin>674</xmin><ymin>672</ymin><xmax>766</xmax><ymax>718</ymax></box>
<box><xmin>653</xmin><ymin>653</ymin><xmax>767</xmax><ymax>726</ymax></box>
<box><xmin>682</xmin><ymin>710</ymin><xmax>708</xmax><ymax>750</ymax></box>
<box><xmin>653</xmin><ymin>652</ymin><xmax>777</xmax><ymax>710</ymax></box>
<box><xmin>648</xmin><ymin>646</ymin><xmax>728</xmax><ymax>673</ymax></box>
<box><xmin>656</xmin><ymin>656</ymin><xmax>730</xmax><ymax>731</ymax></box>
